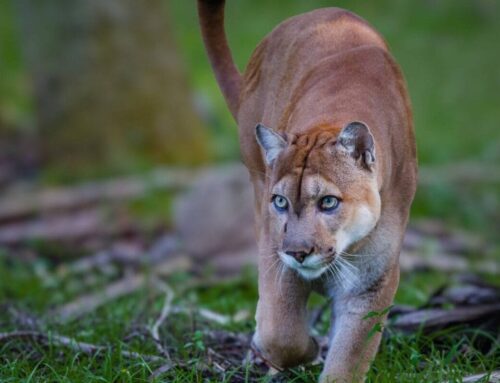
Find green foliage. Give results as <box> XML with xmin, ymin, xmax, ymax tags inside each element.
<box><xmin>363</xmin><ymin>305</ymin><xmax>394</xmax><ymax>321</ymax></box>
<box><xmin>0</xmin><ymin>0</ymin><xmax>33</xmax><ymax>130</ymax></box>
<box><xmin>184</xmin><ymin>330</ymin><xmax>206</xmax><ymax>352</ymax></box>
<box><xmin>369</xmin><ymin>327</ymin><xmax>500</xmax><ymax>383</ymax></box>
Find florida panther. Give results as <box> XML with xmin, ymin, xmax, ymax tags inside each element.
<box><xmin>198</xmin><ymin>2</ymin><xmax>417</xmax><ymax>381</ymax></box>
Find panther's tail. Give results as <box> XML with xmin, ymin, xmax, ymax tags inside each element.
<box><xmin>197</xmin><ymin>0</ymin><xmax>242</xmax><ymax>120</ymax></box>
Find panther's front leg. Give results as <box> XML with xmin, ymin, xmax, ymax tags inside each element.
<box><xmin>252</xmin><ymin>251</ymin><xmax>319</xmax><ymax>369</ymax></box>
<box><xmin>320</xmin><ymin>265</ymin><xmax>399</xmax><ymax>383</ymax></box>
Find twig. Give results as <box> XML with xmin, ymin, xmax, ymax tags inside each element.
<box><xmin>56</xmin><ymin>247</ymin><xmax>137</xmax><ymax>278</ymax></box>
<box><xmin>53</xmin><ymin>256</ymin><xmax>243</xmax><ymax>328</ymax></box>
<box><xmin>149</xmin><ymin>362</ymin><xmax>183</xmax><ymax>381</ymax></box>
<box><xmin>55</xmin><ymin>235</ymin><xmax>180</xmax><ymax>278</ymax></box>
<box><xmin>460</xmin><ymin>370</ymin><xmax>500</xmax><ymax>383</ymax></box>
<box><xmin>149</xmin><ymin>278</ymin><xmax>174</xmax><ymax>361</ymax></box>
<box><xmin>52</xmin><ymin>257</ymin><xmax>191</xmax><ymax>322</ymax></box>
<box><xmin>170</xmin><ymin>306</ymin><xmax>249</xmax><ymax>326</ymax></box>
<box><xmin>249</xmin><ymin>340</ymin><xmax>284</xmax><ymax>373</ymax></box>
<box><xmin>6</xmin><ymin>305</ymin><xmax>41</xmax><ymax>330</ymax></box>
<box><xmin>54</xmin><ymin>273</ymin><xmax>146</xmax><ymax>322</ymax></box>
<box><xmin>0</xmin><ymin>330</ymin><xmax>163</xmax><ymax>362</ymax></box>
<box><xmin>390</xmin><ymin>303</ymin><xmax>500</xmax><ymax>333</ymax></box>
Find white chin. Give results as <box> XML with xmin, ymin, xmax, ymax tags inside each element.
<box><xmin>277</xmin><ymin>252</ymin><xmax>327</xmax><ymax>280</ymax></box>
<box><xmin>296</xmin><ymin>266</ymin><xmax>327</xmax><ymax>280</ymax></box>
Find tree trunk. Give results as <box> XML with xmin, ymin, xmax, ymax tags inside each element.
<box><xmin>15</xmin><ymin>0</ymin><xmax>209</xmax><ymax>177</ymax></box>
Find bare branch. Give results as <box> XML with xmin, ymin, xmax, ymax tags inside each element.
<box><xmin>0</xmin><ymin>330</ymin><xmax>163</xmax><ymax>362</ymax></box>
<box><xmin>149</xmin><ymin>278</ymin><xmax>174</xmax><ymax>361</ymax></box>
<box><xmin>460</xmin><ymin>370</ymin><xmax>500</xmax><ymax>383</ymax></box>
<box><xmin>53</xmin><ymin>257</ymin><xmax>191</xmax><ymax>322</ymax></box>
<box><xmin>170</xmin><ymin>306</ymin><xmax>250</xmax><ymax>326</ymax></box>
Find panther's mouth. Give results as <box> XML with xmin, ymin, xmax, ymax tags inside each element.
<box><xmin>295</xmin><ymin>265</ymin><xmax>328</xmax><ymax>280</ymax></box>
<box><xmin>278</xmin><ymin>251</ymin><xmax>330</xmax><ymax>280</ymax></box>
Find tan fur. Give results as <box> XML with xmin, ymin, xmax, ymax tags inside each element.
<box><xmin>198</xmin><ymin>2</ymin><xmax>417</xmax><ymax>382</ymax></box>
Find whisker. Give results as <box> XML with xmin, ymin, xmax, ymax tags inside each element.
<box><xmin>263</xmin><ymin>256</ymin><xmax>281</xmax><ymax>279</ymax></box>
<box><xmin>262</xmin><ymin>253</ymin><xmax>280</xmax><ymax>259</ymax></box>
<box><xmin>278</xmin><ymin>263</ymin><xmax>286</xmax><ymax>297</ymax></box>
<box><xmin>337</xmin><ymin>256</ymin><xmax>357</xmax><ymax>275</ymax></box>
<box><xmin>339</xmin><ymin>251</ymin><xmax>366</xmax><ymax>257</ymax></box>
<box><xmin>322</xmin><ymin>263</ymin><xmax>333</xmax><ymax>281</ymax></box>
<box><xmin>337</xmin><ymin>263</ymin><xmax>352</xmax><ymax>288</ymax></box>
<box><xmin>273</xmin><ymin>260</ymin><xmax>282</xmax><ymax>290</ymax></box>
<box><xmin>336</xmin><ymin>256</ymin><xmax>359</xmax><ymax>288</ymax></box>
<box><xmin>327</xmin><ymin>262</ymin><xmax>339</xmax><ymax>283</ymax></box>
<box><xmin>332</xmin><ymin>260</ymin><xmax>344</xmax><ymax>285</ymax></box>
<box><xmin>337</xmin><ymin>256</ymin><xmax>359</xmax><ymax>273</ymax></box>
<box><xmin>339</xmin><ymin>251</ymin><xmax>357</xmax><ymax>258</ymax></box>
<box><xmin>340</xmin><ymin>250</ymin><xmax>370</xmax><ymax>258</ymax></box>
<box><xmin>323</xmin><ymin>264</ymin><xmax>333</xmax><ymax>283</ymax></box>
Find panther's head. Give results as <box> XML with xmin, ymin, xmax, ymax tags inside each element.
<box><xmin>256</xmin><ymin>122</ymin><xmax>381</xmax><ymax>281</ymax></box>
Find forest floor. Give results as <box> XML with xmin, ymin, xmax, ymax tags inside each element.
<box><xmin>0</xmin><ymin>248</ymin><xmax>498</xmax><ymax>382</ymax></box>
<box><xmin>0</xmin><ymin>166</ymin><xmax>498</xmax><ymax>383</ymax></box>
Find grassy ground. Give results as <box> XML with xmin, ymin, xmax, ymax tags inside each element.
<box><xmin>0</xmin><ymin>249</ymin><xmax>498</xmax><ymax>382</ymax></box>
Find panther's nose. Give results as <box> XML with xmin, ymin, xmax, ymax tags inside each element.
<box><xmin>285</xmin><ymin>249</ymin><xmax>313</xmax><ymax>264</ymax></box>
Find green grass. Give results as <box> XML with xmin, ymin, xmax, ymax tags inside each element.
<box><xmin>0</xmin><ymin>0</ymin><xmax>33</xmax><ymax>130</ymax></box>
<box><xmin>369</xmin><ymin>327</ymin><xmax>499</xmax><ymax>383</ymax></box>
<box><xmin>0</xmin><ymin>252</ymin><xmax>498</xmax><ymax>383</ymax></box>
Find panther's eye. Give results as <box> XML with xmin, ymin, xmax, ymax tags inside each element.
<box><xmin>318</xmin><ymin>195</ymin><xmax>340</xmax><ymax>212</ymax></box>
<box><xmin>272</xmin><ymin>195</ymin><xmax>289</xmax><ymax>212</ymax></box>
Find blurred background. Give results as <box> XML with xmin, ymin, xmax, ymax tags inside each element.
<box><xmin>0</xmin><ymin>0</ymin><xmax>498</xmax><ymax>381</ymax></box>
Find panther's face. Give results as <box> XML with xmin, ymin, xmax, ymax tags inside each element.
<box><xmin>256</xmin><ymin>122</ymin><xmax>381</xmax><ymax>281</ymax></box>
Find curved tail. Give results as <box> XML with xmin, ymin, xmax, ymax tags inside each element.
<box><xmin>197</xmin><ymin>0</ymin><xmax>242</xmax><ymax>120</ymax></box>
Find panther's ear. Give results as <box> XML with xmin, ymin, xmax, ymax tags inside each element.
<box><xmin>255</xmin><ymin>123</ymin><xmax>287</xmax><ymax>166</ymax></box>
<box><xmin>336</xmin><ymin>121</ymin><xmax>375</xmax><ymax>169</ymax></box>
